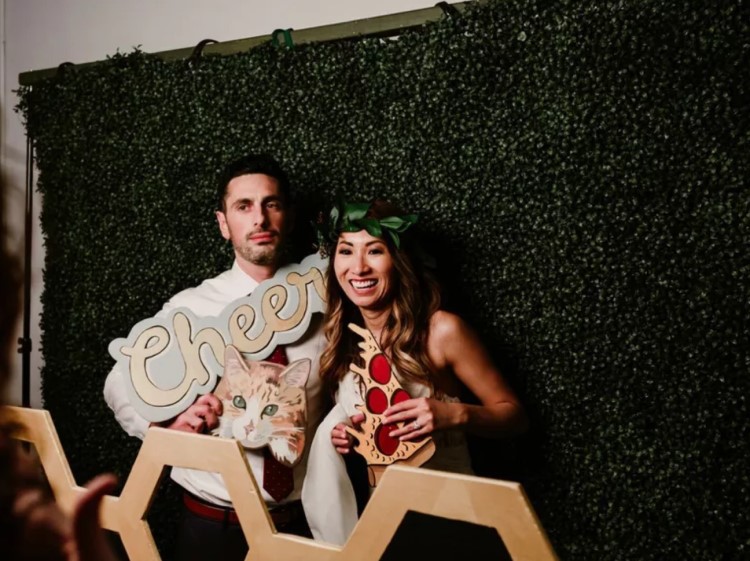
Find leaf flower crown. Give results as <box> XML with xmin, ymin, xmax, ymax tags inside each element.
<box><xmin>314</xmin><ymin>201</ymin><xmax>418</xmax><ymax>258</ymax></box>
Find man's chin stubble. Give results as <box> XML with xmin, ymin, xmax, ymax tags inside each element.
<box><xmin>236</xmin><ymin>244</ymin><xmax>288</xmax><ymax>266</ymax></box>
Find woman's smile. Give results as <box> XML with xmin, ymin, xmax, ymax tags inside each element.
<box><xmin>350</xmin><ymin>278</ymin><xmax>378</xmax><ymax>290</ymax></box>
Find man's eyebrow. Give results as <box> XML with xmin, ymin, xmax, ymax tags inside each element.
<box><xmin>232</xmin><ymin>198</ymin><xmax>253</xmax><ymax>207</ymax></box>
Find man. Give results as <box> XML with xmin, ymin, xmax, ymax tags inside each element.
<box><xmin>104</xmin><ymin>154</ymin><xmax>325</xmax><ymax>560</ymax></box>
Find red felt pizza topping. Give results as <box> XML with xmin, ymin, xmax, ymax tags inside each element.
<box><xmin>366</xmin><ymin>387</ymin><xmax>388</xmax><ymax>414</ymax></box>
<box><xmin>374</xmin><ymin>423</ymin><xmax>399</xmax><ymax>456</ymax></box>
<box><xmin>391</xmin><ymin>389</ymin><xmax>410</xmax><ymax>405</ymax></box>
<box><xmin>369</xmin><ymin>353</ymin><xmax>391</xmax><ymax>384</ymax></box>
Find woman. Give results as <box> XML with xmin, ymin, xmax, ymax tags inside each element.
<box><xmin>322</xmin><ymin>199</ymin><xmax>527</xmax><ymax>468</ymax></box>
<box><xmin>302</xmin><ymin>200</ymin><xmax>527</xmax><ymax>543</ymax></box>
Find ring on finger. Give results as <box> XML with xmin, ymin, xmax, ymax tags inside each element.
<box><xmin>412</xmin><ymin>421</ymin><xmax>421</xmax><ymax>431</ymax></box>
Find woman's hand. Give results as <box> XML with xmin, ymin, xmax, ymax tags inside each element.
<box><xmin>383</xmin><ymin>397</ymin><xmax>464</xmax><ymax>441</ymax></box>
<box><xmin>331</xmin><ymin>412</ymin><xmax>365</xmax><ymax>454</ymax></box>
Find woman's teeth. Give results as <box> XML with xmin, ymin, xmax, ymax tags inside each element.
<box><xmin>351</xmin><ymin>279</ymin><xmax>377</xmax><ymax>289</ymax></box>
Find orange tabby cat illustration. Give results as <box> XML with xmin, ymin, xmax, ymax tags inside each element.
<box><xmin>211</xmin><ymin>345</ymin><xmax>310</xmax><ymax>467</ymax></box>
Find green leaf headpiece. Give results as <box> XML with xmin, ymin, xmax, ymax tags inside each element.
<box><xmin>314</xmin><ymin>201</ymin><xmax>418</xmax><ymax>257</ymax></box>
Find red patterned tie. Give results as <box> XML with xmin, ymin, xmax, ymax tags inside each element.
<box><xmin>263</xmin><ymin>346</ymin><xmax>295</xmax><ymax>502</ymax></box>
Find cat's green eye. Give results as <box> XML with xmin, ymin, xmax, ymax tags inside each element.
<box><xmin>233</xmin><ymin>396</ymin><xmax>246</xmax><ymax>409</ymax></box>
<box><xmin>261</xmin><ymin>404</ymin><xmax>278</xmax><ymax>417</ymax></box>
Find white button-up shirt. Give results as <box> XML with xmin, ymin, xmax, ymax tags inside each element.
<box><xmin>104</xmin><ymin>260</ymin><xmax>326</xmax><ymax>506</ymax></box>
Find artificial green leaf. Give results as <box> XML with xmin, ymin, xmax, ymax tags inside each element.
<box><xmin>345</xmin><ymin>202</ymin><xmax>370</xmax><ymax>221</ymax></box>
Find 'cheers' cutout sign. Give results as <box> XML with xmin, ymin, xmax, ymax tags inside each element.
<box><xmin>108</xmin><ymin>253</ymin><xmax>327</xmax><ymax>422</ymax></box>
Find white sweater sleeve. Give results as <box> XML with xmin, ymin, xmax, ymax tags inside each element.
<box><xmin>102</xmin><ymin>295</ymin><xmax>183</xmax><ymax>440</ymax></box>
<box><xmin>103</xmin><ymin>365</ymin><xmax>151</xmax><ymax>440</ymax></box>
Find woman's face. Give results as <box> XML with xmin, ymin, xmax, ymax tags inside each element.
<box><xmin>333</xmin><ymin>229</ymin><xmax>395</xmax><ymax>311</ymax></box>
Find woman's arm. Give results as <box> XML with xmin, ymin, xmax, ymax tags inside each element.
<box><xmin>385</xmin><ymin>311</ymin><xmax>528</xmax><ymax>440</ymax></box>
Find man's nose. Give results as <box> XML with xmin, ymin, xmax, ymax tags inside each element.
<box><xmin>251</xmin><ymin>205</ymin><xmax>269</xmax><ymax>228</ymax></box>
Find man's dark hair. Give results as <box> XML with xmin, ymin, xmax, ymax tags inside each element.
<box><xmin>216</xmin><ymin>153</ymin><xmax>292</xmax><ymax>212</ymax></box>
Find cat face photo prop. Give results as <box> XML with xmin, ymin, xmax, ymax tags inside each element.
<box><xmin>212</xmin><ymin>346</ymin><xmax>309</xmax><ymax>467</ymax></box>
<box><xmin>343</xmin><ymin>323</ymin><xmax>436</xmax><ymax>486</ymax></box>
<box><xmin>107</xmin><ymin>252</ymin><xmax>326</xmax><ymax>422</ymax></box>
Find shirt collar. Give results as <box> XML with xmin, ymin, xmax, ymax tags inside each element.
<box><xmin>227</xmin><ymin>260</ymin><xmax>261</xmax><ymax>297</ymax></box>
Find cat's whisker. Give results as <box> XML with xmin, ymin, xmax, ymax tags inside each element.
<box><xmin>269</xmin><ymin>427</ymin><xmax>304</xmax><ymax>436</ymax></box>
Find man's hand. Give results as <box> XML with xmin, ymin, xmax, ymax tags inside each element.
<box><xmin>157</xmin><ymin>394</ymin><xmax>223</xmax><ymax>433</ymax></box>
<box><xmin>331</xmin><ymin>412</ymin><xmax>365</xmax><ymax>454</ymax></box>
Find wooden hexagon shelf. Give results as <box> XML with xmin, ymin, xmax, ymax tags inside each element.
<box><xmin>2</xmin><ymin>406</ymin><xmax>558</xmax><ymax>561</ymax></box>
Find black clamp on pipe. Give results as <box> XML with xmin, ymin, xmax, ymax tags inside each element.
<box><xmin>188</xmin><ymin>39</ymin><xmax>218</xmax><ymax>65</ymax></box>
<box><xmin>271</xmin><ymin>28</ymin><xmax>295</xmax><ymax>49</ymax></box>
<box><xmin>56</xmin><ymin>61</ymin><xmax>75</xmax><ymax>77</ymax></box>
<box><xmin>435</xmin><ymin>1</ymin><xmax>461</xmax><ymax>19</ymax></box>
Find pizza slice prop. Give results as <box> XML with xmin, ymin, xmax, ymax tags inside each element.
<box><xmin>343</xmin><ymin>323</ymin><xmax>436</xmax><ymax>486</ymax></box>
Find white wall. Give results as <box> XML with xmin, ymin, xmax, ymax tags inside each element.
<box><xmin>2</xmin><ymin>0</ymin><xmax>438</xmax><ymax>407</ymax></box>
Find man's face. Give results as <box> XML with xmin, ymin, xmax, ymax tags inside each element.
<box><xmin>216</xmin><ymin>174</ymin><xmax>290</xmax><ymax>267</ymax></box>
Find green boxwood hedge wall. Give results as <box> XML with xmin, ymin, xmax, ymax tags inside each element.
<box><xmin>18</xmin><ymin>0</ymin><xmax>749</xmax><ymax>559</ymax></box>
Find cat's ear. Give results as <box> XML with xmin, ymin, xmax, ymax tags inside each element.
<box><xmin>280</xmin><ymin>359</ymin><xmax>311</xmax><ymax>388</ymax></box>
<box><xmin>213</xmin><ymin>377</ymin><xmax>229</xmax><ymax>399</ymax></box>
<box><xmin>223</xmin><ymin>345</ymin><xmax>248</xmax><ymax>376</ymax></box>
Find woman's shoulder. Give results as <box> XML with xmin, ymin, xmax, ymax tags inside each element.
<box><xmin>428</xmin><ymin>310</ymin><xmax>468</xmax><ymax>345</ymax></box>
<box><xmin>426</xmin><ymin>310</ymin><xmax>477</xmax><ymax>377</ymax></box>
